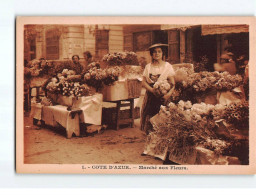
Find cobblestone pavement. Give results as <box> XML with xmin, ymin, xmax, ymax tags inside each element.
<box><xmin>24</xmin><ymin>113</ymin><xmax>162</xmax><ymax>165</ymax></box>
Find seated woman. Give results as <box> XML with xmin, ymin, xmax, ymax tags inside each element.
<box><xmin>140</xmin><ymin>43</ymin><xmax>175</xmax><ymax>135</ymax></box>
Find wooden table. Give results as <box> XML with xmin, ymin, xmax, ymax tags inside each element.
<box><xmin>105</xmin><ymin>98</ymin><xmax>135</xmax><ymax>130</ymax></box>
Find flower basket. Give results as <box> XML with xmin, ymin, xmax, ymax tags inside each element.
<box><xmin>102</xmin><ymin>79</ymin><xmax>142</xmax><ymax>101</ymax></box>
<box><xmin>127</xmin><ymin>79</ymin><xmax>142</xmax><ymax>99</ymax></box>
<box><xmin>55</xmin><ymin>95</ymin><xmax>97</xmax><ymax>108</ymax></box>
<box><xmin>56</xmin><ymin>95</ymin><xmax>74</xmax><ymax>107</ymax></box>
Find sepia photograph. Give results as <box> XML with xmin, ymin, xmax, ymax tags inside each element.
<box><xmin>16</xmin><ymin>17</ymin><xmax>256</xmax><ymax>174</ymax></box>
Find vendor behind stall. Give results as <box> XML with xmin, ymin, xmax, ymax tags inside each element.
<box><xmin>69</xmin><ymin>55</ymin><xmax>83</xmax><ymax>74</ymax></box>
<box><xmin>214</xmin><ymin>53</ymin><xmax>245</xmax><ymax>105</ymax></box>
<box><xmin>214</xmin><ymin>53</ymin><xmax>237</xmax><ymax>75</ymax></box>
<box><xmin>83</xmin><ymin>51</ymin><xmax>93</xmax><ymax>71</ymax></box>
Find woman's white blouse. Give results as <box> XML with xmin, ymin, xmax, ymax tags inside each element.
<box><xmin>142</xmin><ymin>62</ymin><xmax>175</xmax><ymax>84</ymax></box>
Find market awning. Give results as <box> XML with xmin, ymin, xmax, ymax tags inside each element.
<box><xmin>201</xmin><ymin>25</ymin><xmax>249</xmax><ymax>36</ymax></box>
<box><xmin>161</xmin><ymin>25</ymin><xmax>197</xmax><ymax>31</ymax></box>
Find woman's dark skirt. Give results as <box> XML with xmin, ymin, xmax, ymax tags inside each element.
<box><xmin>140</xmin><ymin>90</ymin><xmax>162</xmax><ymax>134</ymax></box>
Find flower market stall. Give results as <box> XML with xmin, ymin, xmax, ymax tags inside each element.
<box><xmin>29</xmin><ymin>51</ymin><xmax>143</xmax><ymax>137</ymax></box>
<box><xmin>24</xmin><ymin>59</ymin><xmax>76</xmax><ymax>110</ymax></box>
<box><xmin>100</xmin><ymin>52</ymin><xmax>143</xmax><ymax>130</ymax></box>
<box><xmin>143</xmin><ymin>64</ymin><xmax>249</xmax><ymax>165</ymax></box>
<box><xmin>30</xmin><ymin>67</ymin><xmax>104</xmax><ymax>138</ymax></box>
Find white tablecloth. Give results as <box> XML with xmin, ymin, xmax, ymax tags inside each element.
<box><xmin>78</xmin><ymin>93</ymin><xmax>103</xmax><ymax>125</ymax></box>
<box><xmin>30</xmin><ymin>93</ymin><xmax>103</xmax><ymax>138</ymax></box>
<box><xmin>30</xmin><ymin>103</ymin><xmax>43</xmax><ymax>120</ymax></box>
<box><xmin>42</xmin><ymin>105</ymin><xmax>80</xmax><ymax>138</ymax></box>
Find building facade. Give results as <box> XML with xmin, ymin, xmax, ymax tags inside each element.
<box><xmin>24</xmin><ymin>24</ymin><xmax>124</xmax><ymax>62</ymax></box>
<box><xmin>24</xmin><ymin>24</ymin><xmax>249</xmax><ymax>71</ymax></box>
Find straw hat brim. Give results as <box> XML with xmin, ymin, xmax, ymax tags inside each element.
<box><xmin>149</xmin><ymin>43</ymin><xmax>168</xmax><ymax>50</ymax></box>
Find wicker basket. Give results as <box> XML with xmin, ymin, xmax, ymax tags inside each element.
<box><xmin>102</xmin><ymin>79</ymin><xmax>142</xmax><ymax>101</ymax></box>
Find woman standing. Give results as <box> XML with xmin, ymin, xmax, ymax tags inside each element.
<box><xmin>83</xmin><ymin>51</ymin><xmax>93</xmax><ymax>71</ymax></box>
<box><xmin>140</xmin><ymin>43</ymin><xmax>175</xmax><ymax>134</ymax></box>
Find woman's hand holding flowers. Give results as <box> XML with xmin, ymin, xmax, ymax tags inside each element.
<box><xmin>162</xmin><ymin>93</ymin><xmax>172</xmax><ymax>105</ymax></box>
<box><xmin>152</xmin><ymin>88</ymin><xmax>162</xmax><ymax>98</ymax></box>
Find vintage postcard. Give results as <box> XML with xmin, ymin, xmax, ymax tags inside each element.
<box><xmin>16</xmin><ymin>16</ymin><xmax>256</xmax><ymax>174</ymax></box>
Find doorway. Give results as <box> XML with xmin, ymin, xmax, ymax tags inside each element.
<box><xmin>193</xmin><ymin>27</ymin><xmax>217</xmax><ymax>71</ymax></box>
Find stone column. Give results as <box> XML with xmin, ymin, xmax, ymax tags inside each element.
<box><xmin>35</xmin><ymin>25</ymin><xmax>44</xmax><ymax>59</ymax></box>
<box><xmin>180</xmin><ymin>30</ymin><xmax>186</xmax><ymax>63</ymax></box>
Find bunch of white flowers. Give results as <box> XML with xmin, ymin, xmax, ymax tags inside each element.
<box><xmin>153</xmin><ymin>80</ymin><xmax>172</xmax><ymax>95</ymax></box>
<box><xmin>61</xmin><ymin>69</ymin><xmax>76</xmax><ymax>76</ymax></box>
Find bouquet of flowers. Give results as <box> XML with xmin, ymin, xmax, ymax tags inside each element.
<box><xmin>102</xmin><ymin>66</ymin><xmax>122</xmax><ymax>85</ymax></box>
<box><xmin>83</xmin><ymin>67</ymin><xmax>105</xmax><ymax>90</ymax></box>
<box><xmin>87</xmin><ymin>62</ymin><xmax>101</xmax><ymax>70</ymax></box>
<box><xmin>211</xmin><ymin>104</ymin><xmax>226</xmax><ymax>121</ymax></box>
<box><xmin>214</xmin><ymin>72</ymin><xmax>243</xmax><ymax>91</ymax></box>
<box><xmin>119</xmin><ymin>65</ymin><xmax>143</xmax><ymax>80</ymax></box>
<box><xmin>46</xmin><ymin>77</ymin><xmax>90</xmax><ymax>97</ymax></box>
<box><xmin>174</xmin><ymin>67</ymin><xmax>194</xmax><ymax>83</ymax></box>
<box><xmin>59</xmin><ymin>81</ymin><xmax>90</xmax><ymax>97</ymax></box>
<box><xmin>223</xmin><ymin>101</ymin><xmax>249</xmax><ymax>128</ymax></box>
<box><xmin>50</xmin><ymin>60</ymin><xmax>73</xmax><ymax>75</ymax></box>
<box><xmin>158</xmin><ymin>101</ymin><xmax>217</xmax><ymax>137</ymax></box>
<box><xmin>153</xmin><ymin>80</ymin><xmax>172</xmax><ymax>95</ymax></box>
<box><xmin>46</xmin><ymin>68</ymin><xmax>90</xmax><ymax>97</ymax></box>
<box><xmin>123</xmin><ymin>51</ymin><xmax>139</xmax><ymax>65</ymax></box>
<box><xmin>46</xmin><ymin>77</ymin><xmax>59</xmax><ymax>93</ymax></box>
<box><xmin>26</xmin><ymin>59</ymin><xmax>53</xmax><ymax>77</ymax></box>
<box><xmin>184</xmin><ymin>71</ymin><xmax>217</xmax><ymax>92</ymax></box>
<box><xmin>83</xmin><ymin>65</ymin><xmax>122</xmax><ymax>89</ymax></box>
<box><xmin>193</xmin><ymin>55</ymin><xmax>209</xmax><ymax>73</ymax></box>
<box><xmin>174</xmin><ymin>101</ymin><xmax>216</xmax><ymax>131</ymax></box>
<box><xmin>174</xmin><ymin>69</ymin><xmax>243</xmax><ymax>103</ymax></box>
<box><xmin>25</xmin><ymin>59</ymin><xmax>42</xmax><ymax>77</ymax></box>
<box><xmin>56</xmin><ymin>69</ymin><xmax>81</xmax><ymax>82</ymax></box>
<box><xmin>60</xmin><ymin>69</ymin><xmax>76</xmax><ymax>76</ymax></box>
<box><xmin>102</xmin><ymin>51</ymin><xmax>139</xmax><ymax>66</ymax></box>
<box><xmin>202</xmin><ymin>137</ymin><xmax>231</xmax><ymax>155</ymax></box>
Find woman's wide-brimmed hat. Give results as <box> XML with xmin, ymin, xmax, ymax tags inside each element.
<box><xmin>148</xmin><ymin>43</ymin><xmax>168</xmax><ymax>50</ymax></box>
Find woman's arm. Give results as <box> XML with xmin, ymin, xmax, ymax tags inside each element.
<box><xmin>163</xmin><ymin>76</ymin><xmax>175</xmax><ymax>104</ymax></box>
<box><xmin>214</xmin><ymin>63</ymin><xmax>224</xmax><ymax>72</ymax></box>
<box><xmin>142</xmin><ymin>76</ymin><xmax>154</xmax><ymax>93</ymax></box>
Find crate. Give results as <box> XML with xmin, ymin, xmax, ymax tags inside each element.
<box><xmin>102</xmin><ymin>79</ymin><xmax>142</xmax><ymax>101</ymax></box>
<box><xmin>102</xmin><ymin>106</ymin><xmax>140</xmax><ymax>125</ymax></box>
